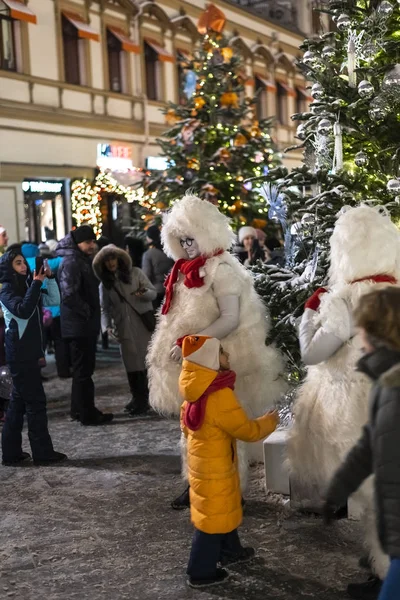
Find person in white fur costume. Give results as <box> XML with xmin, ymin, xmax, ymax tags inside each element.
<box><xmin>287</xmin><ymin>205</ymin><xmax>400</xmax><ymax>600</ymax></box>
<box><xmin>147</xmin><ymin>194</ymin><xmax>285</xmax><ymax>509</ymax></box>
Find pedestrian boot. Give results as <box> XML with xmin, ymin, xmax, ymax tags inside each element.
<box><xmin>171</xmin><ymin>485</ymin><xmax>191</xmax><ymax>510</ymax></box>
<box><xmin>347</xmin><ymin>576</ymin><xmax>382</xmax><ymax>600</ymax></box>
<box><xmin>126</xmin><ymin>371</ymin><xmax>150</xmax><ymax>416</ymax></box>
<box><xmin>81</xmin><ymin>411</ymin><xmax>114</xmax><ymax>426</ymax></box>
<box><xmin>220</xmin><ymin>547</ymin><xmax>255</xmax><ymax>567</ymax></box>
<box><xmin>2</xmin><ymin>451</ymin><xmax>31</xmax><ymax>466</ymax></box>
<box><xmin>33</xmin><ymin>451</ymin><xmax>68</xmax><ymax>466</ymax></box>
<box><xmin>187</xmin><ymin>568</ymin><xmax>229</xmax><ymax>589</ymax></box>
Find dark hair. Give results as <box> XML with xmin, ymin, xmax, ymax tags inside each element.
<box><xmin>124</xmin><ymin>236</ymin><xmax>145</xmax><ymax>268</ymax></box>
<box><xmin>265</xmin><ymin>237</ymin><xmax>281</xmax><ymax>252</ymax></box>
<box><xmin>99</xmin><ymin>250</ymin><xmax>131</xmax><ymax>289</ymax></box>
<box><xmin>146</xmin><ymin>225</ymin><xmax>162</xmax><ymax>250</ymax></box>
<box><xmin>248</xmin><ymin>238</ymin><xmax>265</xmax><ymax>265</ymax></box>
<box><xmin>354</xmin><ymin>287</ymin><xmax>400</xmax><ymax>352</ymax></box>
<box><xmin>6</xmin><ymin>249</ymin><xmax>30</xmax><ymax>297</ymax></box>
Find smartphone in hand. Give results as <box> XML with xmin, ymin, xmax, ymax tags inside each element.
<box><xmin>35</xmin><ymin>256</ymin><xmax>44</xmax><ymax>274</ymax></box>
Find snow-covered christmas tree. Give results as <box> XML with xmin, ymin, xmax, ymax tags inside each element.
<box><xmin>139</xmin><ymin>4</ymin><xmax>282</xmax><ymax>228</ymax></box>
<box><xmin>254</xmin><ymin>0</ymin><xmax>400</xmax><ymax>378</ymax></box>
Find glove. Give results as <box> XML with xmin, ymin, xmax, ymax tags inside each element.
<box><xmin>170</xmin><ymin>345</ymin><xmax>183</xmax><ymax>362</ymax></box>
<box><xmin>305</xmin><ymin>287</ymin><xmax>328</xmax><ymax>312</ymax></box>
<box><xmin>322</xmin><ymin>501</ymin><xmax>337</xmax><ymax>526</ymax></box>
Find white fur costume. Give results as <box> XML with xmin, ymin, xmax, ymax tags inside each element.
<box><xmin>288</xmin><ymin>205</ymin><xmax>400</xmax><ymax>578</ymax></box>
<box><xmin>147</xmin><ymin>195</ymin><xmax>286</xmax><ymax>488</ymax></box>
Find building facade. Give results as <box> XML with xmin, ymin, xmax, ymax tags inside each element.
<box><xmin>0</xmin><ymin>0</ymin><xmax>321</xmax><ymax>244</ymax></box>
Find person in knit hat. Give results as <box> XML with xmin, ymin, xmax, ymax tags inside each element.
<box><xmin>57</xmin><ymin>226</ymin><xmax>113</xmax><ymax>426</ymax></box>
<box><xmin>180</xmin><ymin>334</ymin><xmax>279</xmax><ymax>589</ymax></box>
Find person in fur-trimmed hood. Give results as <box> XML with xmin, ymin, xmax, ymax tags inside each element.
<box><xmin>93</xmin><ymin>245</ymin><xmax>157</xmax><ymax>416</ymax></box>
<box><xmin>288</xmin><ymin>205</ymin><xmax>400</xmax><ymax>600</ymax></box>
<box><xmin>146</xmin><ymin>194</ymin><xmax>286</xmax><ymax>509</ymax></box>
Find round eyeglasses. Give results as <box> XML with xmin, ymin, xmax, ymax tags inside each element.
<box><xmin>180</xmin><ymin>238</ymin><xmax>194</xmax><ymax>248</ymax></box>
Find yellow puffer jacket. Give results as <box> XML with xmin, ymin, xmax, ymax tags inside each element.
<box><xmin>180</xmin><ymin>360</ymin><xmax>278</xmax><ymax>534</ymax></box>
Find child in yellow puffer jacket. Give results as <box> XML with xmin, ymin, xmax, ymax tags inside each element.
<box><xmin>180</xmin><ymin>335</ymin><xmax>279</xmax><ymax>589</ymax></box>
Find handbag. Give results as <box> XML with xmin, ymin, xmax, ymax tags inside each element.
<box><xmin>113</xmin><ymin>285</ymin><xmax>156</xmax><ymax>333</ymax></box>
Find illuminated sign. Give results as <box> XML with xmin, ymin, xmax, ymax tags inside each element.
<box><xmin>22</xmin><ymin>181</ymin><xmax>64</xmax><ymax>193</ymax></box>
<box><xmin>145</xmin><ymin>156</ymin><xmax>170</xmax><ymax>170</ymax></box>
<box><xmin>97</xmin><ymin>143</ymin><xmax>133</xmax><ymax>170</ymax></box>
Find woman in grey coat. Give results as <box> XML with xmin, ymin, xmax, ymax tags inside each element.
<box><xmin>142</xmin><ymin>226</ymin><xmax>174</xmax><ymax>311</ymax></box>
<box><xmin>93</xmin><ymin>245</ymin><xmax>157</xmax><ymax>416</ymax></box>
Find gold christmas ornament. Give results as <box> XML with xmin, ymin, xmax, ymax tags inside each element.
<box><xmin>249</xmin><ymin>121</ymin><xmax>261</xmax><ymax>137</ymax></box>
<box><xmin>194</xmin><ymin>96</ymin><xmax>206</xmax><ymax>109</ymax></box>
<box><xmin>220</xmin><ymin>91</ymin><xmax>239</xmax><ymax>108</ymax></box>
<box><xmin>221</xmin><ymin>47</ymin><xmax>233</xmax><ymax>62</ymax></box>
<box><xmin>234</xmin><ymin>133</ymin><xmax>247</xmax><ymax>147</ymax></box>
<box><xmin>165</xmin><ymin>109</ymin><xmax>178</xmax><ymax>125</ymax></box>
<box><xmin>187</xmin><ymin>158</ymin><xmax>200</xmax><ymax>170</ymax></box>
<box><xmin>219</xmin><ymin>148</ymin><xmax>232</xmax><ymax>163</ymax></box>
<box><xmin>197</xmin><ymin>4</ymin><xmax>226</xmax><ymax>35</ymax></box>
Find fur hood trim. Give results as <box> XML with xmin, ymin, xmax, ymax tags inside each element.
<box><xmin>92</xmin><ymin>244</ymin><xmax>131</xmax><ymax>281</ymax></box>
<box><xmin>329</xmin><ymin>205</ymin><xmax>400</xmax><ymax>286</ymax></box>
<box><xmin>380</xmin><ymin>363</ymin><xmax>400</xmax><ymax>388</ymax></box>
<box><xmin>161</xmin><ymin>194</ymin><xmax>236</xmax><ymax>260</ymax></box>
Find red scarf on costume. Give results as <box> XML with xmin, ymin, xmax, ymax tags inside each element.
<box><xmin>351</xmin><ymin>274</ymin><xmax>397</xmax><ymax>285</ymax></box>
<box><xmin>162</xmin><ymin>249</ymin><xmax>224</xmax><ymax>315</ymax></box>
<box><xmin>184</xmin><ymin>370</ymin><xmax>236</xmax><ymax>431</ymax></box>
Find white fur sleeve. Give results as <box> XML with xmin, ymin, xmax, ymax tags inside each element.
<box><xmin>211</xmin><ymin>263</ymin><xmax>243</xmax><ymax>297</ymax></box>
<box><xmin>299</xmin><ymin>308</ymin><xmax>346</xmax><ymax>366</ymax></box>
<box><xmin>198</xmin><ymin>295</ymin><xmax>240</xmax><ymax>341</ymax></box>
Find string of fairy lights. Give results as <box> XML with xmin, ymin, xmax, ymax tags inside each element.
<box><xmin>71</xmin><ymin>170</ymin><xmax>161</xmax><ymax>235</ymax></box>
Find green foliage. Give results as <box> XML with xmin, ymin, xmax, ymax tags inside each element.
<box><xmin>254</xmin><ymin>0</ymin><xmax>400</xmax><ymax>373</ymax></box>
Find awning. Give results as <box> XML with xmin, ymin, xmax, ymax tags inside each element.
<box><xmin>176</xmin><ymin>48</ymin><xmax>192</xmax><ymax>58</ymax></box>
<box><xmin>144</xmin><ymin>38</ymin><xmax>174</xmax><ymax>63</ymax></box>
<box><xmin>296</xmin><ymin>87</ymin><xmax>313</xmax><ymax>102</ymax></box>
<box><xmin>277</xmin><ymin>80</ymin><xmax>296</xmax><ymax>97</ymax></box>
<box><xmin>63</xmin><ymin>12</ymin><xmax>99</xmax><ymax>42</ymax></box>
<box><xmin>2</xmin><ymin>0</ymin><xmax>37</xmax><ymax>24</ymax></box>
<box><xmin>255</xmin><ymin>75</ymin><xmax>276</xmax><ymax>93</ymax></box>
<box><xmin>108</xmin><ymin>26</ymin><xmax>140</xmax><ymax>53</ymax></box>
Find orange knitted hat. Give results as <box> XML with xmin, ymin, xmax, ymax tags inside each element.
<box><xmin>182</xmin><ymin>335</ymin><xmax>221</xmax><ymax>371</ymax></box>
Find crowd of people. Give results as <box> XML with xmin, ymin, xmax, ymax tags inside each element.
<box><xmin>0</xmin><ymin>197</ymin><xmax>399</xmax><ymax>600</ymax></box>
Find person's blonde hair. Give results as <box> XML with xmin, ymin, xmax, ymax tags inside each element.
<box><xmin>354</xmin><ymin>286</ymin><xmax>400</xmax><ymax>351</ymax></box>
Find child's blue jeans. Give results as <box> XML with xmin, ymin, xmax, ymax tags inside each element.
<box><xmin>378</xmin><ymin>558</ymin><xmax>400</xmax><ymax>600</ymax></box>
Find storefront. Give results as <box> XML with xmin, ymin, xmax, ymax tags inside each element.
<box><xmin>23</xmin><ymin>179</ymin><xmax>69</xmax><ymax>243</ymax></box>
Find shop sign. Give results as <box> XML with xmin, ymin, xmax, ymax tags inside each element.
<box><xmin>145</xmin><ymin>156</ymin><xmax>170</xmax><ymax>171</ymax></box>
<box><xmin>97</xmin><ymin>143</ymin><xmax>133</xmax><ymax>171</ymax></box>
<box><xmin>22</xmin><ymin>181</ymin><xmax>64</xmax><ymax>194</ymax></box>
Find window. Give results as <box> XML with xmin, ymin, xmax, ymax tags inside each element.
<box><xmin>276</xmin><ymin>82</ymin><xmax>288</xmax><ymax>125</ymax></box>
<box><xmin>61</xmin><ymin>12</ymin><xmax>98</xmax><ymax>86</ymax></box>
<box><xmin>295</xmin><ymin>87</ymin><xmax>308</xmax><ymax>115</ymax></box>
<box><xmin>107</xmin><ymin>28</ymin><xmax>125</xmax><ymax>93</ymax></box>
<box><xmin>144</xmin><ymin>41</ymin><xmax>160</xmax><ymax>101</ymax></box>
<box><xmin>255</xmin><ymin>76</ymin><xmax>267</xmax><ymax>121</ymax></box>
<box><xmin>0</xmin><ymin>10</ymin><xmax>15</xmax><ymax>71</ymax></box>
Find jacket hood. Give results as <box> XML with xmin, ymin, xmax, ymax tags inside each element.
<box><xmin>179</xmin><ymin>360</ymin><xmax>218</xmax><ymax>403</ymax></box>
<box><xmin>358</xmin><ymin>347</ymin><xmax>400</xmax><ymax>385</ymax></box>
<box><xmin>0</xmin><ymin>252</ymin><xmax>14</xmax><ymax>284</ymax></box>
<box><xmin>161</xmin><ymin>194</ymin><xmax>236</xmax><ymax>260</ymax></box>
<box><xmin>92</xmin><ymin>245</ymin><xmax>132</xmax><ymax>281</ymax></box>
<box><xmin>329</xmin><ymin>206</ymin><xmax>400</xmax><ymax>285</ymax></box>
<box><xmin>56</xmin><ymin>233</ymin><xmax>80</xmax><ymax>257</ymax></box>
<box><xmin>21</xmin><ymin>243</ymin><xmax>40</xmax><ymax>259</ymax></box>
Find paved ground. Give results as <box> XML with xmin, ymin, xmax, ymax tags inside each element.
<box><xmin>0</xmin><ymin>347</ymin><xmax>368</xmax><ymax>600</ymax></box>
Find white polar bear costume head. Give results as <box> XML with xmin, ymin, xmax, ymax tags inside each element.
<box><xmin>161</xmin><ymin>194</ymin><xmax>236</xmax><ymax>260</ymax></box>
<box><xmin>329</xmin><ymin>205</ymin><xmax>400</xmax><ymax>286</ymax></box>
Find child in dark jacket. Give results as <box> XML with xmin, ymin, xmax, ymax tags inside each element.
<box><xmin>0</xmin><ymin>248</ymin><xmax>66</xmax><ymax>466</ymax></box>
<box><xmin>323</xmin><ymin>286</ymin><xmax>400</xmax><ymax>600</ymax></box>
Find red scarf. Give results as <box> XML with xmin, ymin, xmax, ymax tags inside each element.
<box><xmin>351</xmin><ymin>274</ymin><xmax>397</xmax><ymax>285</ymax></box>
<box><xmin>184</xmin><ymin>370</ymin><xmax>236</xmax><ymax>431</ymax></box>
<box><xmin>162</xmin><ymin>249</ymin><xmax>223</xmax><ymax>315</ymax></box>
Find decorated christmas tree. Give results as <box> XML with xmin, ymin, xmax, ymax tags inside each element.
<box><xmin>139</xmin><ymin>5</ymin><xmax>281</xmax><ymax>229</ymax></box>
<box><xmin>254</xmin><ymin>0</ymin><xmax>400</xmax><ymax>378</ymax></box>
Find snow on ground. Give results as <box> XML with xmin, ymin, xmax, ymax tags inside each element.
<box><xmin>0</xmin><ymin>347</ymin><xmax>366</xmax><ymax>599</ymax></box>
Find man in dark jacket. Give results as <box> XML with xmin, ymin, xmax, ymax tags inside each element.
<box><xmin>323</xmin><ymin>287</ymin><xmax>400</xmax><ymax>600</ymax></box>
<box><xmin>57</xmin><ymin>226</ymin><xmax>113</xmax><ymax>426</ymax></box>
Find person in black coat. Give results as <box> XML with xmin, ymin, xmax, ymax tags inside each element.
<box><xmin>57</xmin><ymin>226</ymin><xmax>113</xmax><ymax>426</ymax></box>
<box><xmin>0</xmin><ymin>247</ymin><xmax>66</xmax><ymax>465</ymax></box>
<box><xmin>323</xmin><ymin>287</ymin><xmax>400</xmax><ymax>600</ymax></box>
